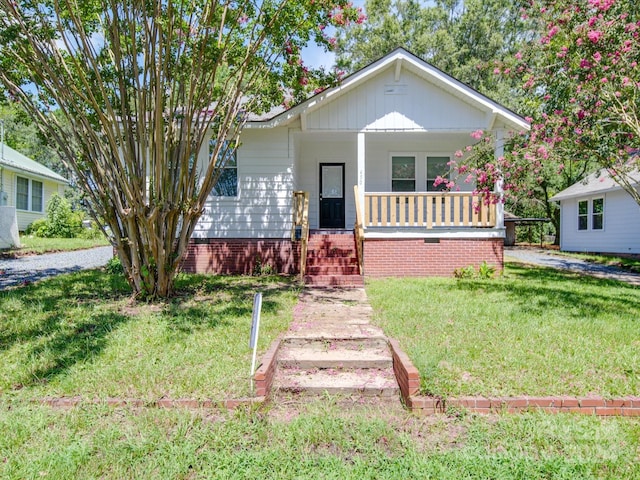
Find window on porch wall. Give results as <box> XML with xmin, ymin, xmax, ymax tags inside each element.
<box><xmin>426</xmin><ymin>156</ymin><xmax>449</xmax><ymax>191</ymax></box>
<box><xmin>391</xmin><ymin>156</ymin><xmax>415</xmax><ymax>192</ymax></box>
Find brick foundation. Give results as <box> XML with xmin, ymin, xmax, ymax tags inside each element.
<box><xmin>182</xmin><ymin>239</ymin><xmax>299</xmax><ymax>275</ymax></box>
<box><xmin>364</xmin><ymin>237</ymin><xmax>504</xmax><ymax>277</ymax></box>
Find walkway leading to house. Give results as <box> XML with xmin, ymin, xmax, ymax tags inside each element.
<box><xmin>271</xmin><ymin>287</ymin><xmax>400</xmax><ymax>398</ymax></box>
<box><xmin>505</xmin><ymin>247</ymin><xmax>640</xmax><ymax>286</ymax></box>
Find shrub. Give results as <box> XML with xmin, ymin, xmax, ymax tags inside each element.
<box><xmin>28</xmin><ymin>193</ymin><xmax>84</xmax><ymax>238</ymax></box>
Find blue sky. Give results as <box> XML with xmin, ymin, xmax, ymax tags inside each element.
<box><xmin>301</xmin><ymin>0</ymin><xmax>366</xmax><ymax>70</ymax></box>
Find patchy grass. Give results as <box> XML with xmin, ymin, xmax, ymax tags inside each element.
<box><xmin>6</xmin><ymin>235</ymin><xmax>111</xmax><ymax>256</ymax></box>
<box><xmin>367</xmin><ymin>264</ymin><xmax>640</xmax><ymax>398</ymax></box>
<box><xmin>0</xmin><ymin>270</ymin><xmax>299</xmax><ymax>400</ymax></box>
<box><xmin>0</xmin><ymin>399</ymin><xmax>638</xmax><ymax>479</ymax></box>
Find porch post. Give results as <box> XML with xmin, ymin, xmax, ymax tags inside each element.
<box><xmin>494</xmin><ymin>129</ymin><xmax>505</xmax><ymax>229</ymax></box>
<box><xmin>357</xmin><ymin>132</ymin><xmax>365</xmax><ymax>208</ymax></box>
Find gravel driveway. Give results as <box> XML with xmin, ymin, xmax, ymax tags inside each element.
<box><xmin>0</xmin><ymin>246</ymin><xmax>113</xmax><ymax>290</ymax></box>
<box><xmin>505</xmin><ymin>247</ymin><xmax>640</xmax><ymax>286</ymax></box>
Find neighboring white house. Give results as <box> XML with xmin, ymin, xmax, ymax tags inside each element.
<box><xmin>551</xmin><ymin>169</ymin><xmax>640</xmax><ymax>255</ymax></box>
<box><xmin>0</xmin><ymin>143</ymin><xmax>68</xmax><ymax>231</ymax></box>
<box><xmin>183</xmin><ymin>48</ymin><xmax>530</xmax><ymax>280</ymax></box>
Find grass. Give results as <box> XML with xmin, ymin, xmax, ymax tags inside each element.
<box><xmin>7</xmin><ymin>235</ymin><xmax>111</xmax><ymax>255</ymax></box>
<box><xmin>367</xmin><ymin>264</ymin><xmax>640</xmax><ymax>398</ymax></box>
<box><xmin>1</xmin><ymin>266</ymin><xmax>639</xmax><ymax>478</ymax></box>
<box><xmin>0</xmin><ymin>399</ymin><xmax>638</xmax><ymax>479</ymax></box>
<box><xmin>0</xmin><ymin>270</ymin><xmax>300</xmax><ymax>400</ymax></box>
<box><xmin>553</xmin><ymin>250</ymin><xmax>640</xmax><ymax>273</ymax></box>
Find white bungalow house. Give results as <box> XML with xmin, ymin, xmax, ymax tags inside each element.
<box><xmin>0</xmin><ymin>143</ymin><xmax>68</xmax><ymax>231</ymax></box>
<box><xmin>551</xmin><ymin>169</ymin><xmax>640</xmax><ymax>255</ymax></box>
<box><xmin>182</xmin><ymin>48</ymin><xmax>530</xmax><ymax>285</ymax></box>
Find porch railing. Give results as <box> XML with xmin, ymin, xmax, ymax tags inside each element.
<box><xmin>291</xmin><ymin>191</ymin><xmax>310</xmax><ymax>276</ymax></box>
<box><xmin>353</xmin><ymin>185</ymin><xmax>364</xmax><ymax>274</ymax></box>
<box><xmin>363</xmin><ymin>192</ymin><xmax>497</xmax><ymax>229</ymax></box>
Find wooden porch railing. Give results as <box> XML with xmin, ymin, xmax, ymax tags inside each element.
<box><xmin>353</xmin><ymin>185</ymin><xmax>364</xmax><ymax>275</ymax></box>
<box><xmin>363</xmin><ymin>192</ymin><xmax>497</xmax><ymax>229</ymax></box>
<box><xmin>291</xmin><ymin>191</ymin><xmax>310</xmax><ymax>276</ymax></box>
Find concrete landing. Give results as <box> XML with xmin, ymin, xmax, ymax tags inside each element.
<box><xmin>272</xmin><ymin>288</ymin><xmax>400</xmax><ymax>399</ymax></box>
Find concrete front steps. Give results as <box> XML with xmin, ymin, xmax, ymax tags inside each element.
<box><xmin>271</xmin><ymin>288</ymin><xmax>400</xmax><ymax>398</ymax></box>
<box><xmin>304</xmin><ymin>230</ymin><xmax>363</xmax><ymax>287</ymax></box>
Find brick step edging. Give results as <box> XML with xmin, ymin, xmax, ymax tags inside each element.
<box><xmin>387</xmin><ymin>337</ymin><xmax>640</xmax><ymax>417</ymax></box>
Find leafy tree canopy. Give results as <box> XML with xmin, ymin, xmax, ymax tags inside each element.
<box><xmin>0</xmin><ymin>0</ymin><xmax>362</xmax><ymax>299</ymax></box>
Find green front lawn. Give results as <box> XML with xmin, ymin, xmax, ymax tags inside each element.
<box><xmin>367</xmin><ymin>264</ymin><xmax>640</xmax><ymax>398</ymax></box>
<box><xmin>11</xmin><ymin>235</ymin><xmax>110</xmax><ymax>255</ymax></box>
<box><xmin>0</xmin><ymin>271</ymin><xmax>299</xmax><ymax>401</ymax></box>
<box><xmin>1</xmin><ymin>400</ymin><xmax>639</xmax><ymax>479</ymax></box>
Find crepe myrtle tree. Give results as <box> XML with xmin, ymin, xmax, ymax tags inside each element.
<box><xmin>442</xmin><ymin>0</ymin><xmax>640</xmax><ymax>226</ymax></box>
<box><xmin>0</xmin><ymin>0</ymin><xmax>364</xmax><ymax>299</ymax></box>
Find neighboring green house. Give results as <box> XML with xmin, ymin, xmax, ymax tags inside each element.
<box><xmin>0</xmin><ymin>144</ymin><xmax>68</xmax><ymax>231</ymax></box>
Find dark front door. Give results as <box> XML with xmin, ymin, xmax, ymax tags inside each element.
<box><xmin>319</xmin><ymin>163</ymin><xmax>345</xmax><ymax>229</ymax></box>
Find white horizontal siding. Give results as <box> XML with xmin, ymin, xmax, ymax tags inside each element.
<box><xmin>306</xmin><ymin>68</ymin><xmax>486</xmax><ymax>132</ymax></box>
<box><xmin>193</xmin><ymin>128</ymin><xmax>295</xmax><ymax>239</ymax></box>
<box><xmin>560</xmin><ymin>190</ymin><xmax>640</xmax><ymax>254</ymax></box>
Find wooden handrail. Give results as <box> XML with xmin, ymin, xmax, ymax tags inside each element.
<box><xmin>364</xmin><ymin>192</ymin><xmax>497</xmax><ymax>229</ymax></box>
<box><xmin>291</xmin><ymin>191</ymin><xmax>310</xmax><ymax>277</ymax></box>
<box><xmin>353</xmin><ymin>185</ymin><xmax>364</xmax><ymax>275</ymax></box>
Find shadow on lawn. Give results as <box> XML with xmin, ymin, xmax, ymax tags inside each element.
<box><xmin>455</xmin><ymin>263</ymin><xmax>640</xmax><ymax>320</ymax></box>
<box><xmin>165</xmin><ymin>274</ymin><xmax>297</xmax><ymax>334</ymax></box>
<box><xmin>0</xmin><ymin>269</ymin><xmax>297</xmax><ymax>389</ymax></box>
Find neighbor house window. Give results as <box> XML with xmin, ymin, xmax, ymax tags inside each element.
<box><xmin>578</xmin><ymin>198</ymin><xmax>604</xmax><ymax>231</ymax></box>
<box><xmin>391</xmin><ymin>156</ymin><xmax>415</xmax><ymax>192</ymax></box>
<box><xmin>209</xmin><ymin>139</ymin><xmax>238</xmax><ymax>197</ymax></box>
<box><xmin>578</xmin><ymin>200</ymin><xmax>588</xmax><ymax>230</ymax></box>
<box><xmin>592</xmin><ymin>198</ymin><xmax>604</xmax><ymax>230</ymax></box>
<box><xmin>16</xmin><ymin>176</ymin><xmax>43</xmax><ymax>212</ymax></box>
<box><xmin>426</xmin><ymin>156</ymin><xmax>450</xmax><ymax>191</ymax></box>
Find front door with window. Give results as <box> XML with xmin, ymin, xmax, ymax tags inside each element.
<box><xmin>319</xmin><ymin>163</ymin><xmax>345</xmax><ymax>229</ymax></box>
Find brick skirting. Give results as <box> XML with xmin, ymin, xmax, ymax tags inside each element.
<box><xmin>364</xmin><ymin>237</ymin><xmax>504</xmax><ymax>277</ymax></box>
<box><xmin>182</xmin><ymin>239</ymin><xmax>299</xmax><ymax>275</ymax></box>
<box><xmin>388</xmin><ymin>339</ymin><xmax>640</xmax><ymax>417</ymax></box>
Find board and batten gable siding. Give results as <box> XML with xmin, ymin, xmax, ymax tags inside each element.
<box><xmin>306</xmin><ymin>68</ymin><xmax>487</xmax><ymax>132</ymax></box>
<box><xmin>193</xmin><ymin>128</ymin><xmax>294</xmax><ymax>239</ymax></box>
<box><xmin>559</xmin><ymin>189</ymin><xmax>640</xmax><ymax>254</ymax></box>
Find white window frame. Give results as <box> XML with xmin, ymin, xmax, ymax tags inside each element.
<box><xmin>426</xmin><ymin>155</ymin><xmax>451</xmax><ymax>191</ymax></box>
<box><xmin>577</xmin><ymin>197</ymin><xmax>604</xmax><ymax>232</ymax></box>
<box><xmin>390</xmin><ymin>154</ymin><xmax>416</xmax><ymax>192</ymax></box>
<box><xmin>389</xmin><ymin>152</ymin><xmax>453</xmax><ymax>192</ymax></box>
<box><xmin>16</xmin><ymin>176</ymin><xmax>44</xmax><ymax>213</ymax></box>
<box><xmin>591</xmin><ymin>197</ymin><xmax>604</xmax><ymax>230</ymax></box>
<box><xmin>209</xmin><ymin>138</ymin><xmax>238</xmax><ymax>198</ymax></box>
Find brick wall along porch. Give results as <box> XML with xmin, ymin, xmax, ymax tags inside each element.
<box><xmin>182</xmin><ymin>239</ymin><xmax>300</xmax><ymax>275</ymax></box>
<box><xmin>363</xmin><ymin>238</ymin><xmax>504</xmax><ymax>277</ymax></box>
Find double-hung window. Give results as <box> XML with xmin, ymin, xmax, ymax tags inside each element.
<box><xmin>16</xmin><ymin>176</ymin><xmax>43</xmax><ymax>212</ymax></box>
<box><xmin>578</xmin><ymin>198</ymin><xmax>604</xmax><ymax>231</ymax></box>
<box><xmin>578</xmin><ymin>200</ymin><xmax>589</xmax><ymax>230</ymax></box>
<box><xmin>391</xmin><ymin>156</ymin><xmax>415</xmax><ymax>192</ymax></box>
<box><xmin>209</xmin><ymin>139</ymin><xmax>238</xmax><ymax>197</ymax></box>
<box><xmin>592</xmin><ymin>198</ymin><xmax>604</xmax><ymax>230</ymax></box>
<box><xmin>426</xmin><ymin>156</ymin><xmax>449</xmax><ymax>191</ymax></box>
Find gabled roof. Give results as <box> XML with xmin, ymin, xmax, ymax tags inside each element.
<box><xmin>247</xmin><ymin>47</ymin><xmax>530</xmax><ymax>131</ymax></box>
<box><xmin>0</xmin><ymin>143</ymin><xmax>67</xmax><ymax>184</ymax></box>
<box><xmin>550</xmin><ymin>168</ymin><xmax>640</xmax><ymax>202</ymax></box>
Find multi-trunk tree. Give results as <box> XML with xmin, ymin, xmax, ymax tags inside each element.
<box><xmin>0</xmin><ymin>0</ymin><xmax>363</xmax><ymax>299</ymax></box>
